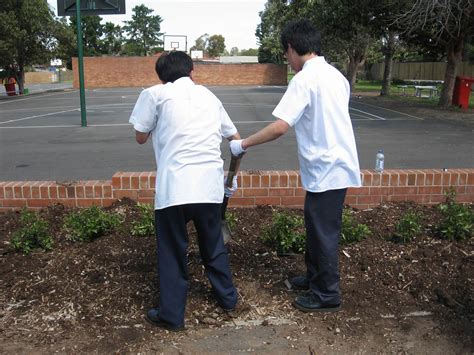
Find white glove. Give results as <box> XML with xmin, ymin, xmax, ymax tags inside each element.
<box><xmin>230</xmin><ymin>139</ymin><xmax>246</xmax><ymax>157</ymax></box>
<box><xmin>224</xmin><ymin>175</ymin><xmax>238</xmax><ymax>197</ymax></box>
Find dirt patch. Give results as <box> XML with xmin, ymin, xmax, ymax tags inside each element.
<box><xmin>0</xmin><ymin>200</ymin><xmax>473</xmax><ymax>353</ymax></box>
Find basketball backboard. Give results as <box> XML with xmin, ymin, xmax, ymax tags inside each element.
<box><xmin>163</xmin><ymin>35</ymin><xmax>188</xmax><ymax>52</ymax></box>
<box><xmin>57</xmin><ymin>0</ymin><xmax>126</xmax><ymax>16</ymax></box>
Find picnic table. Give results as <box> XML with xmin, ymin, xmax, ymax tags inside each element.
<box><xmin>414</xmin><ymin>85</ymin><xmax>439</xmax><ymax>98</ymax></box>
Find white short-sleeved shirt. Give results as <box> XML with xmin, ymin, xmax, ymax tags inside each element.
<box><xmin>272</xmin><ymin>56</ymin><xmax>361</xmax><ymax>192</ymax></box>
<box><xmin>129</xmin><ymin>77</ymin><xmax>237</xmax><ymax>209</ymax></box>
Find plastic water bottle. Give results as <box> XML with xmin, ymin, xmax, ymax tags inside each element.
<box><xmin>375</xmin><ymin>149</ymin><xmax>384</xmax><ymax>172</ymax></box>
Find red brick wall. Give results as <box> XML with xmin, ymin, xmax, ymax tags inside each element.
<box><xmin>72</xmin><ymin>57</ymin><xmax>287</xmax><ymax>88</ymax></box>
<box><xmin>1</xmin><ymin>169</ymin><xmax>473</xmax><ymax>212</ymax></box>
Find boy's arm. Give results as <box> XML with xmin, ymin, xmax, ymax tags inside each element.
<box><xmin>135</xmin><ymin>131</ymin><xmax>150</xmax><ymax>144</ymax></box>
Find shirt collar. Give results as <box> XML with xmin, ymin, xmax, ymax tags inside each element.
<box><xmin>302</xmin><ymin>56</ymin><xmax>326</xmax><ymax>70</ymax></box>
<box><xmin>173</xmin><ymin>76</ymin><xmax>194</xmax><ymax>85</ymax></box>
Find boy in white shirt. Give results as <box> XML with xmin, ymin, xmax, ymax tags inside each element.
<box><xmin>231</xmin><ymin>20</ymin><xmax>361</xmax><ymax>312</ymax></box>
<box><xmin>130</xmin><ymin>51</ymin><xmax>240</xmax><ymax>330</ymax></box>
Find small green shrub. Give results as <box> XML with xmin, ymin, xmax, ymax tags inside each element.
<box><xmin>225</xmin><ymin>211</ymin><xmax>238</xmax><ymax>231</ymax></box>
<box><xmin>131</xmin><ymin>203</ymin><xmax>155</xmax><ymax>237</ymax></box>
<box><xmin>63</xmin><ymin>206</ymin><xmax>120</xmax><ymax>242</ymax></box>
<box><xmin>394</xmin><ymin>211</ymin><xmax>423</xmax><ymax>242</ymax></box>
<box><xmin>340</xmin><ymin>209</ymin><xmax>371</xmax><ymax>245</ymax></box>
<box><xmin>261</xmin><ymin>210</ymin><xmax>305</xmax><ymax>254</ymax></box>
<box><xmin>437</xmin><ymin>190</ymin><xmax>473</xmax><ymax>241</ymax></box>
<box><xmin>10</xmin><ymin>209</ymin><xmax>53</xmax><ymax>254</ymax></box>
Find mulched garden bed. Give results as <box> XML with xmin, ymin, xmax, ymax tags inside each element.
<box><xmin>0</xmin><ymin>199</ymin><xmax>472</xmax><ymax>353</ymax></box>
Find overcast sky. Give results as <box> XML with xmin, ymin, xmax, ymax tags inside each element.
<box><xmin>47</xmin><ymin>0</ymin><xmax>267</xmax><ymax>50</ymax></box>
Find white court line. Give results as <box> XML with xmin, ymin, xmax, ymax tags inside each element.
<box><xmin>0</xmin><ymin>102</ymin><xmax>134</xmax><ymax>114</ymax></box>
<box><xmin>352</xmin><ymin>100</ymin><xmax>424</xmax><ymax>120</ymax></box>
<box><xmin>349</xmin><ymin>107</ymin><xmax>386</xmax><ymax>120</ymax></box>
<box><xmin>0</xmin><ymin>108</ymin><xmax>80</xmax><ymax>125</ymax></box>
<box><xmin>223</xmin><ymin>102</ymin><xmax>276</xmax><ymax>107</ymax></box>
<box><xmin>0</xmin><ymin>121</ymin><xmax>275</xmax><ymax>129</ymax></box>
<box><xmin>0</xmin><ymin>90</ymin><xmax>77</xmax><ymax>105</ymax></box>
<box><xmin>0</xmin><ymin>123</ymin><xmax>131</xmax><ymax>129</ymax></box>
<box><xmin>349</xmin><ymin>112</ymin><xmax>374</xmax><ymax>120</ymax></box>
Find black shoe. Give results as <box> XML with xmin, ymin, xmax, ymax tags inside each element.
<box><xmin>289</xmin><ymin>275</ymin><xmax>309</xmax><ymax>290</ymax></box>
<box><xmin>292</xmin><ymin>293</ymin><xmax>341</xmax><ymax>313</ymax></box>
<box><xmin>145</xmin><ymin>308</ymin><xmax>185</xmax><ymax>331</ymax></box>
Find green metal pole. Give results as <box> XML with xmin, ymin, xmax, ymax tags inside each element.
<box><xmin>76</xmin><ymin>0</ymin><xmax>87</xmax><ymax>127</ymax></box>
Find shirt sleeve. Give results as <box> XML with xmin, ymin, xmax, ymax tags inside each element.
<box><xmin>272</xmin><ymin>77</ymin><xmax>310</xmax><ymax>127</ymax></box>
<box><xmin>219</xmin><ymin>103</ymin><xmax>238</xmax><ymax>138</ymax></box>
<box><xmin>129</xmin><ymin>89</ymin><xmax>158</xmax><ymax>133</ymax></box>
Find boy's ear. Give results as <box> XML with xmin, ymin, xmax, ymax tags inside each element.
<box><xmin>189</xmin><ymin>70</ymin><xmax>194</xmax><ymax>81</ymax></box>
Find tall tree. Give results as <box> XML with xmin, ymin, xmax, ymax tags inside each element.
<box><xmin>306</xmin><ymin>0</ymin><xmax>377</xmax><ymax>89</ymax></box>
<box><xmin>0</xmin><ymin>0</ymin><xmax>55</xmax><ymax>93</ymax></box>
<box><xmin>123</xmin><ymin>5</ymin><xmax>163</xmax><ymax>56</ymax></box>
<box><xmin>51</xmin><ymin>17</ymin><xmax>76</xmax><ymax>69</ymax></box>
<box><xmin>395</xmin><ymin>0</ymin><xmax>474</xmax><ymax>107</ymax></box>
<box><xmin>102</xmin><ymin>22</ymin><xmax>123</xmax><ymax>55</ymax></box>
<box><xmin>255</xmin><ymin>0</ymin><xmax>289</xmax><ymax>63</ymax></box>
<box><xmin>190</xmin><ymin>33</ymin><xmax>209</xmax><ymax>54</ymax></box>
<box><xmin>207</xmin><ymin>35</ymin><xmax>226</xmax><ymax>57</ymax></box>
<box><xmin>69</xmin><ymin>15</ymin><xmax>104</xmax><ymax>56</ymax></box>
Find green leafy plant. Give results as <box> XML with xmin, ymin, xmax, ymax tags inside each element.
<box><xmin>436</xmin><ymin>190</ymin><xmax>473</xmax><ymax>241</ymax></box>
<box><xmin>10</xmin><ymin>209</ymin><xmax>53</xmax><ymax>254</ymax></box>
<box><xmin>340</xmin><ymin>209</ymin><xmax>371</xmax><ymax>245</ymax></box>
<box><xmin>394</xmin><ymin>211</ymin><xmax>423</xmax><ymax>242</ymax></box>
<box><xmin>225</xmin><ymin>211</ymin><xmax>238</xmax><ymax>231</ymax></box>
<box><xmin>131</xmin><ymin>203</ymin><xmax>155</xmax><ymax>237</ymax></box>
<box><xmin>261</xmin><ymin>210</ymin><xmax>305</xmax><ymax>254</ymax></box>
<box><xmin>63</xmin><ymin>206</ymin><xmax>120</xmax><ymax>242</ymax></box>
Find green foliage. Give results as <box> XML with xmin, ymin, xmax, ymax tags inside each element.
<box><xmin>0</xmin><ymin>0</ymin><xmax>56</xmax><ymax>92</ymax></box>
<box><xmin>207</xmin><ymin>34</ymin><xmax>226</xmax><ymax>57</ymax></box>
<box><xmin>261</xmin><ymin>210</ymin><xmax>305</xmax><ymax>254</ymax></box>
<box><xmin>340</xmin><ymin>209</ymin><xmax>371</xmax><ymax>245</ymax></box>
<box><xmin>225</xmin><ymin>211</ymin><xmax>238</xmax><ymax>231</ymax></box>
<box><xmin>256</xmin><ymin>0</ymin><xmax>289</xmax><ymax>64</ymax></box>
<box><xmin>131</xmin><ymin>203</ymin><xmax>155</xmax><ymax>237</ymax></box>
<box><xmin>10</xmin><ymin>209</ymin><xmax>53</xmax><ymax>255</ymax></box>
<box><xmin>123</xmin><ymin>4</ymin><xmax>163</xmax><ymax>56</ymax></box>
<box><xmin>437</xmin><ymin>190</ymin><xmax>473</xmax><ymax>241</ymax></box>
<box><xmin>63</xmin><ymin>206</ymin><xmax>120</xmax><ymax>242</ymax></box>
<box><xmin>395</xmin><ymin>212</ymin><xmax>423</xmax><ymax>243</ymax></box>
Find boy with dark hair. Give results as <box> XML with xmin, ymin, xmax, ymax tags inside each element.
<box><xmin>231</xmin><ymin>20</ymin><xmax>361</xmax><ymax>313</ymax></box>
<box><xmin>130</xmin><ymin>51</ymin><xmax>240</xmax><ymax>330</ymax></box>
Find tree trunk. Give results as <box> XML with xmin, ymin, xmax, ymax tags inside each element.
<box><xmin>347</xmin><ymin>55</ymin><xmax>365</xmax><ymax>90</ymax></box>
<box><xmin>380</xmin><ymin>32</ymin><xmax>396</xmax><ymax>96</ymax></box>
<box><xmin>439</xmin><ymin>37</ymin><xmax>464</xmax><ymax>108</ymax></box>
<box><xmin>17</xmin><ymin>63</ymin><xmax>25</xmax><ymax>95</ymax></box>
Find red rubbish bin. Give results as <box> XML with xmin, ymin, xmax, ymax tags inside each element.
<box><xmin>3</xmin><ymin>77</ymin><xmax>17</xmax><ymax>96</ymax></box>
<box><xmin>452</xmin><ymin>76</ymin><xmax>474</xmax><ymax>110</ymax></box>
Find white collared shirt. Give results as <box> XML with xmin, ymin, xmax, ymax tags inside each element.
<box><xmin>273</xmin><ymin>56</ymin><xmax>361</xmax><ymax>192</ymax></box>
<box><xmin>129</xmin><ymin>77</ymin><xmax>237</xmax><ymax>209</ymax></box>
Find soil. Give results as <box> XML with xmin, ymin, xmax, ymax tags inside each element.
<box><xmin>0</xmin><ymin>198</ymin><xmax>473</xmax><ymax>354</ymax></box>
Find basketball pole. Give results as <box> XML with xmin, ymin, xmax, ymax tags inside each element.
<box><xmin>75</xmin><ymin>0</ymin><xmax>87</xmax><ymax>127</ymax></box>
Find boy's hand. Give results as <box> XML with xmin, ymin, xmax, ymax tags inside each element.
<box><xmin>230</xmin><ymin>139</ymin><xmax>246</xmax><ymax>157</ymax></box>
<box><xmin>224</xmin><ymin>176</ymin><xmax>238</xmax><ymax>197</ymax></box>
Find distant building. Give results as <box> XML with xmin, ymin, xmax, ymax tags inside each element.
<box><xmin>219</xmin><ymin>56</ymin><xmax>259</xmax><ymax>64</ymax></box>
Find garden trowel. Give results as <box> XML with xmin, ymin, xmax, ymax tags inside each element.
<box><xmin>221</xmin><ymin>154</ymin><xmax>242</xmax><ymax>244</ymax></box>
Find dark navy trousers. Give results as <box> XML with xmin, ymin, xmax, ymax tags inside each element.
<box><xmin>154</xmin><ymin>203</ymin><xmax>237</xmax><ymax>327</ymax></box>
<box><xmin>304</xmin><ymin>188</ymin><xmax>347</xmax><ymax>305</ymax></box>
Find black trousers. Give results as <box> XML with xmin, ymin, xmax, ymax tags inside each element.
<box><xmin>154</xmin><ymin>203</ymin><xmax>237</xmax><ymax>327</ymax></box>
<box><xmin>304</xmin><ymin>188</ymin><xmax>347</xmax><ymax>305</ymax></box>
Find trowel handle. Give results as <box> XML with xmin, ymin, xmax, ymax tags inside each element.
<box><xmin>225</xmin><ymin>155</ymin><xmax>241</xmax><ymax>188</ymax></box>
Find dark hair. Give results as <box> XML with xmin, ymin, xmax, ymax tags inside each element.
<box><xmin>281</xmin><ymin>19</ymin><xmax>321</xmax><ymax>56</ymax></box>
<box><xmin>155</xmin><ymin>51</ymin><xmax>194</xmax><ymax>83</ymax></box>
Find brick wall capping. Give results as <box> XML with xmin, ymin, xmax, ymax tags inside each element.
<box><xmin>1</xmin><ymin>169</ymin><xmax>473</xmax><ymax>212</ymax></box>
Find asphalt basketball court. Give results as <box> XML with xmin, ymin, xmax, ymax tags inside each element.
<box><xmin>0</xmin><ymin>86</ymin><xmax>473</xmax><ymax>181</ymax></box>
